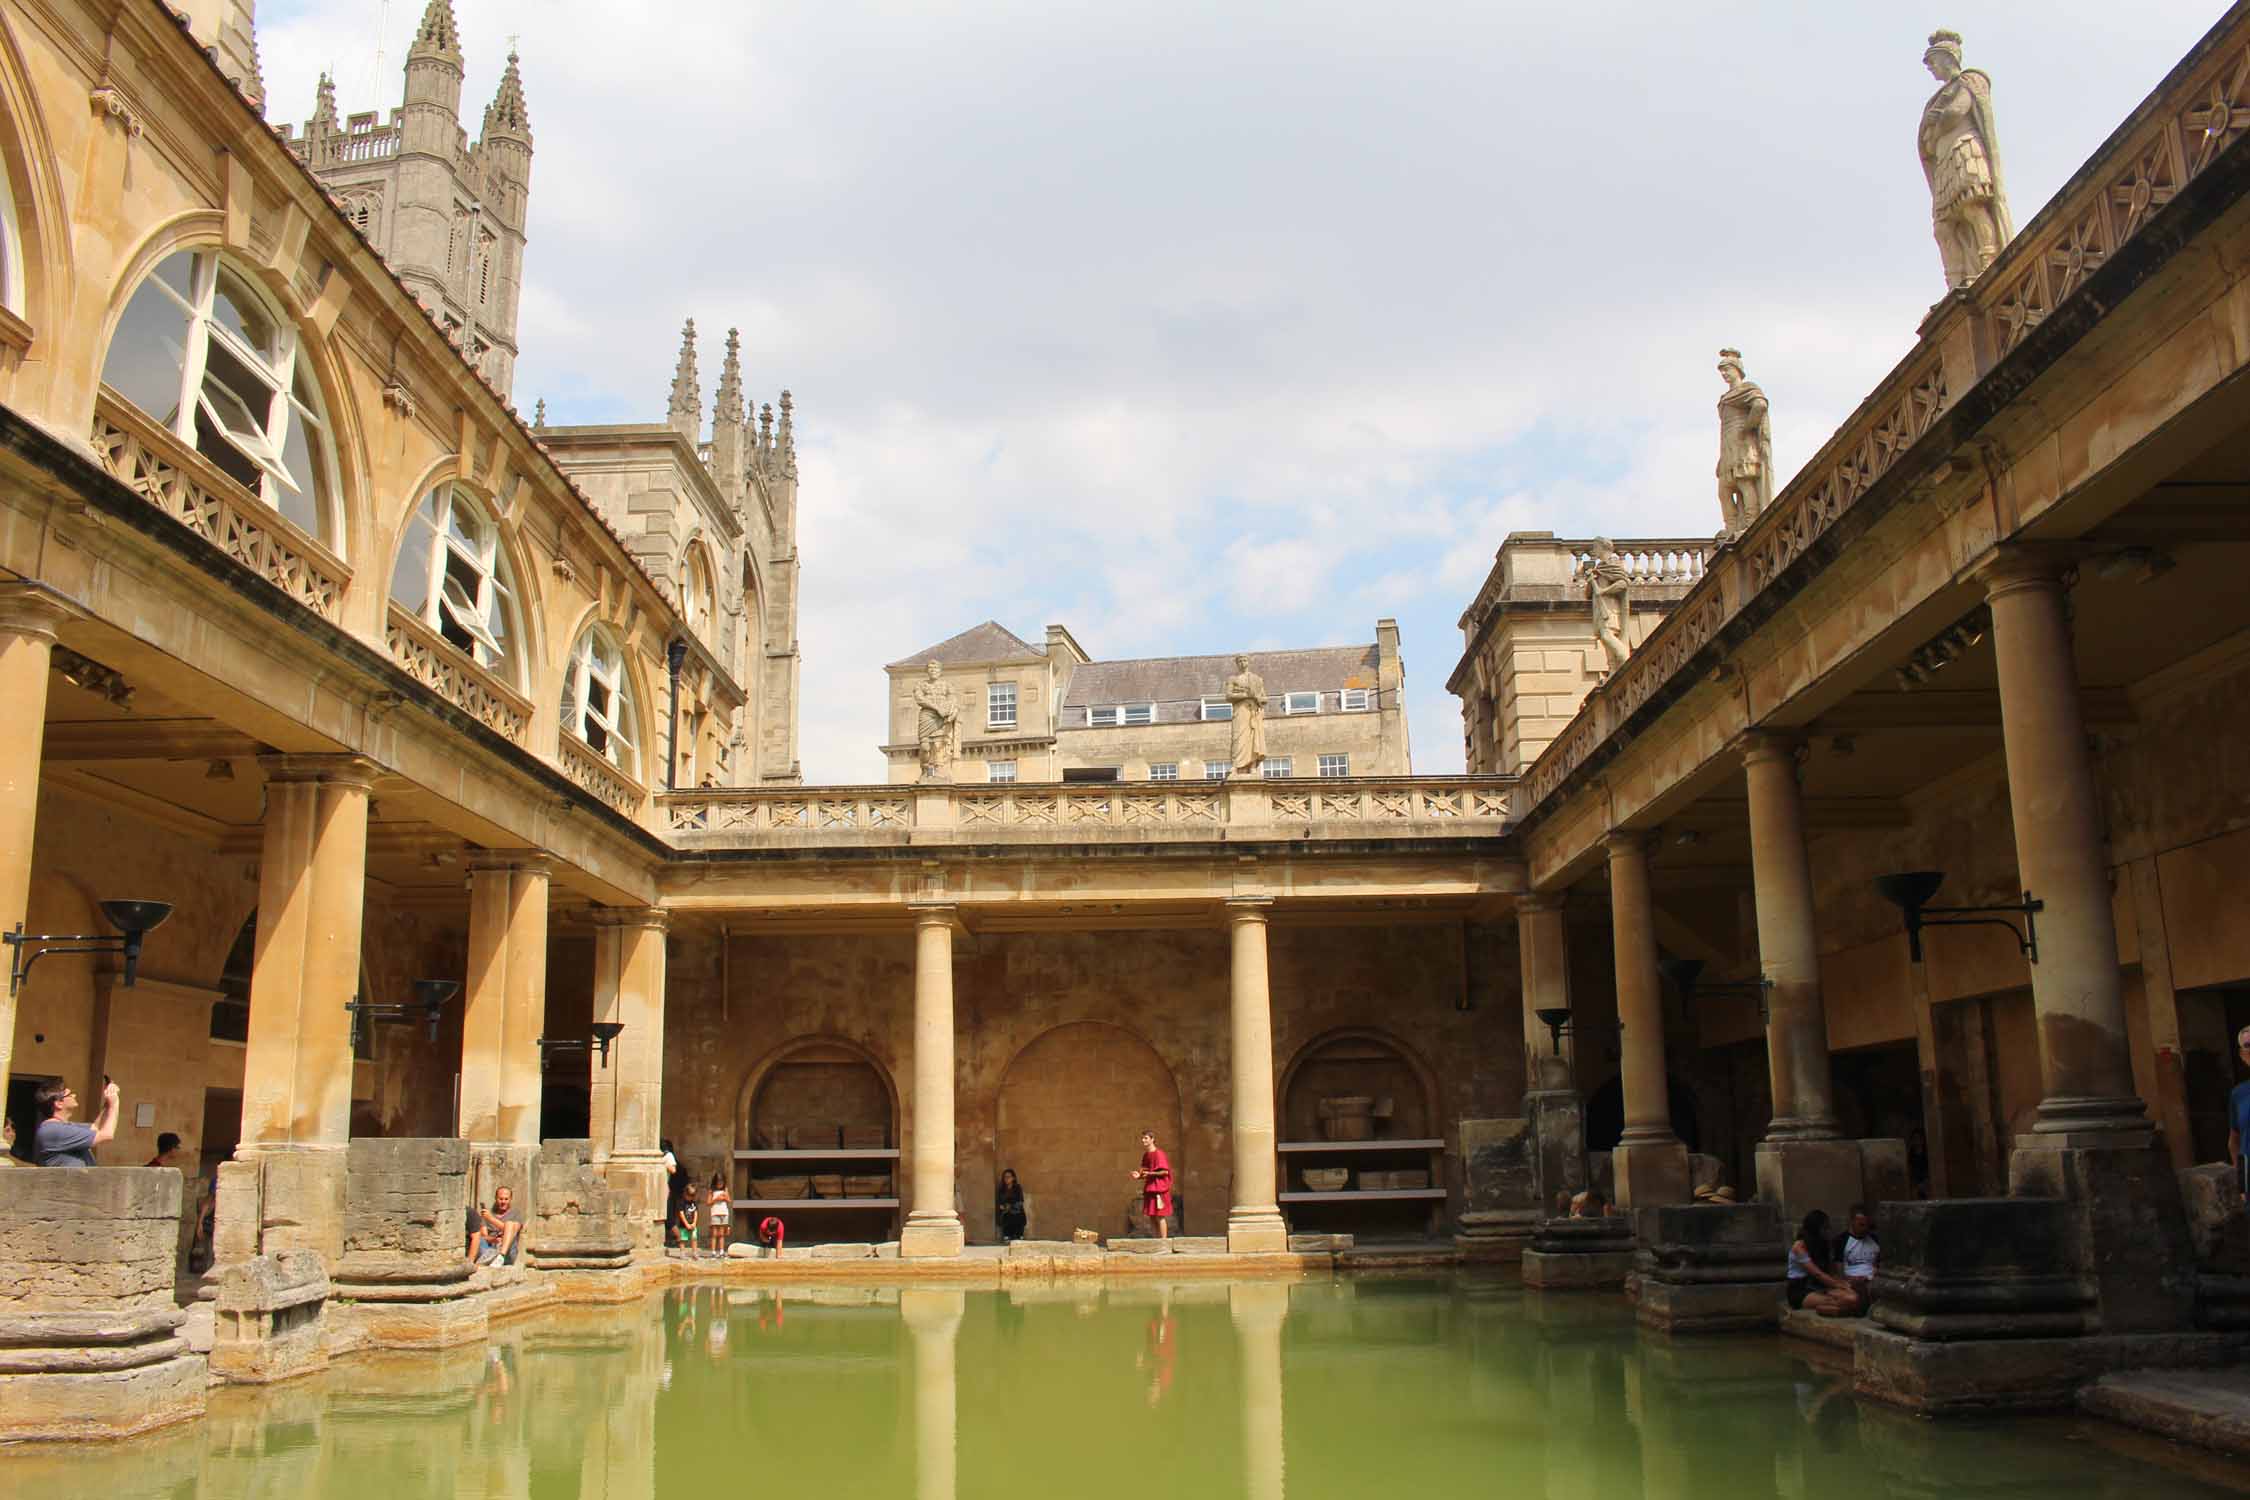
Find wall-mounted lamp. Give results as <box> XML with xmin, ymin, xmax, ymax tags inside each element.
<box><xmin>5</xmin><ymin>899</ymin><xmax>173</xmax><ymax>995</ymax></box>
<box><xmin>1658</xmin><ymin>956</ymin><xmax>1774</xmax><ymax>1023</ymax></box>
<box><xmin>1534</xmin><ymin>1006</ymin><xmax>1573</xmax><ymax>1055</ymax></box>
<box><xmin>1875</xmin><ymin>871</ymin><xmax>2041</xmax><ymax>964</ymax></box>
<box><xmin>344</xmin><ymin>978</ymin><xmax>460</xmax><ymax>1051</ymax></box>
<box><xmin>536</xmin><ymin>1020</ymin><xmax>625</xmax><ymax>1068</ymax></box>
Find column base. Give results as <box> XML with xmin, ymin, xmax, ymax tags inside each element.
<box><xmin>1755</xmin><ymin>1138</ymin><xmax>1873</xmax><ymax>1233</ymax></box>
<box><xmin>1455</xmin><ymin>1210</ymin><xmax>1538</xmax><ymax>1263</ymax></box>
<box><xmin>605</xmin><ymin>1153</ymin><xmax>669</xmax><ymax>1254</ymax></box>
<box><xmin>899</xmin><ymin>1215</ymin><xmax>966</xmax><ymax>1259</ymax></box>
<box><xmin>2030</xmin><ymin>1093</ymin><xmax>2154</xmax><ymax>1142</ymax></box>
<box><xmin>1611</xmin><ymin>1138</ymin><xmax>1690</xmax><ymax>1209</ymax></box>
<box><xmin>224</xmin><ymin>1143</ymin><xmax>350</xmax><ymax>1273</ymax></box>
<box><xmin>1227</xmin><ymin>1210</ymin><xmax>1289</xmax><ymax>1255</ymax></box>
<box><xmin>2010</xmin><ymin>1138</ymin><xmax>2196</xmax><ymax>1334</ymax></box>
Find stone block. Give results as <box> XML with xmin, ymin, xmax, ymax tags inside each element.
<box><xmin>339</xmin><ymin>1138</ymin><xmax>472</xmax><ymax>1280</ymax></box>
<box><xmin>1867</xmin><ymin>1197</ymin><xmax>2087</xmax><ymax>1342</ymax></box>
<box><xmin>1778</xmin><ymin>1305</ymin><xmax>1859</xmax><ymax>1349</ymax></box>
<box><xmin>0</xmin><ymin>1168</ymin><xmax>182</xmax><ymax>1317</ymax></box>
<box><xmin>1858</xmin><ymin>1138</ymin><xmax>1912</xmax><ymax>1205</ymax></box>
<box><xmin>1460</xmin><ymin>1117</ymin><xmax>1537</xmax><ymax>1217</ymax></box>
<box><xmin>1168</xmin><ymin>1236</ymin><xmax>1227</xmax><ymax>1255</ymax></box>
<box><xmin>211</xmin><ymin>1251</ymin><xmax>329</xmax><ymax>1383</ymax></box>
<box><xmin>1521</xmin><ymin>1247</ymin><xmax>1634</xmax><ymax>1289</ymax></box>
<box><xmin>1855</xmin><ymin>1324</ymin><xmax>2250</xmax><ymax>1415</ymax></box>
<box><xmin>899</xmin><ymin>1219</ymin><xmax>965</xmax><ymax>1259</ymax></box>
<box><xmin>876</xmin><ymin>1241</ymin><xmax>901</xmax><ymax>1259</ymax></box>
<box><xmin>1287</xmin><ymin>1233</ymin><xmax>1352</xmax><ymax>1253</ymax></box>
<box><xmin>810</xmin><ymin>1242</ymin><xmax>875</xmax><ymax>1259</ymax></box>
<box><xmin>0</xmin><ymin>1348</ymin><xmax>207</xmax><ymax>1442</ymax></box>
<box><xmin>2009</xmin><ymin>1141</ymin><xmax>2196</xmax><ymax>1335</ymax></box>
<box><xmin>1611</xmin><ymin>1139</ymin><xmax>1689</xmax><ymax>1209</ymax></box>
<box><xmin>1525</xmin><ymin>1086</ymin><xmax>1586</xmax><ymax>1215</ymax></box>
<box><xmin>1637</xmin><ymin>1278</ymin><xmax>1782</xmax><ymax>1334</ymax></box>
<box><xmin>1107</xmin><ymin>1237</ymin><xmax>1171</xmax><ymax>1255</ymax></box>
<box><xmin>1754</xmin><ymin>1138</ymin><xmax>1867</xmax><ymax>1234</ymax></box>
<box><xmin>1633</xmin><ymin>1204</ymin><xmax>1786</xmax><ymax>1333</ymax></box>
<box><xmin>526</xmin><ymin>1138</ymin><xmax>632</xmax><ymax>1273</ymax></box>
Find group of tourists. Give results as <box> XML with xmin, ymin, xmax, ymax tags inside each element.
<box><xmin>1787</xmin><ymin>1205</ymin><xmax>1881</xmax><ymax>1317</ymax></box>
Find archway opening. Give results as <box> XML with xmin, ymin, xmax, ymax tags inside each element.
<box><xmin>737</xmin><ymin>1039</ymin><xmax>899</xmax><ymax>1245</ymax></box>
<box><xmin>996</xmin><ymin>1022</ymin><xmax>1182</xmax><ymax>1242</ymax></box>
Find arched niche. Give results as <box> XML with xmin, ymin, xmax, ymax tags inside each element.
<box><xmin>1278</xmin><ymin>1027</ymin><xmax>1438</xmax><ymax>1145</ymax></box>
<box><xmin>736</xmin><ymin>1036</ymin><xmax>899</xmax><ymax>1151</ymax></box>
<box><xmin>996</xmin><ymin>1022</ymin><xmax>1183</xmax><ymax>1241</ymax></box>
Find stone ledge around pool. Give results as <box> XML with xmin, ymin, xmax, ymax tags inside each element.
<box><xmin>671</xmin><ymin>1232</ymin><xmax>1459</xmax><ymax>1283</ymax></box>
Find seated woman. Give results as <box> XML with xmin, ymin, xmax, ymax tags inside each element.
<box><xmin>1788</xmin><ymin>1209</ymin><xmax>1862</xmax><ymax>1316</ymax></box>
<box><xmin>996</xmin><ymin>1168</ymin><xmax>1028</xmax><ymax>1242</ymax></box>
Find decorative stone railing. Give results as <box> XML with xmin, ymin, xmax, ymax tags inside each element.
<box><xmin>384</xmin><ymin>606</ymin><xmax>534</xmax><ymax>746</ymax></box>
<box><xmin>1513</xmin><ymin>12</ymin><xmax>2250</xmax><ymax>829</ymax></box>
<box><xmin>557</xmin><ymin>731</ymin><xmax>645</xmax><ymax>818</ymax></box>
<box><xmin>291</xmin><ymin>123</ymin><xmax>401</xmax><ymax>169</ymax></box>
<box><xmin>91</xmin><ymin>392</ymin><xmax>350</xmax><ymax>624</ymax></box>
<box><xmin>663</xmin><ymin>776</ymin><xmax>1514</xmax><ymax>846</ymax></box>
<box><xmin>1564</xmin><ymin>539</ymin><xmax>1713</xmax><ymax>588</ymax></box>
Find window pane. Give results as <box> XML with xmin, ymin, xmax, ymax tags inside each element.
<box><xmin>191</xmin><ymin>402</ymin><xmax>265</xmax><ymax>494</ymax></box>
<box><xmin>1202</xmin><ymin>698</ymin><xmax>1232</xmax><ymax>721</ymax></box>
<box><xmin>390</xmin><ymin>515</ymin><xmax>435</xmax><ymax>613</ymax></box>
<box><xmin>1319</xmin><ymin>755</ymin><xmax>1350</xmax><ymax>777</ymax></box>
<box><xmin>275</xmin><ymin>408</ymin><xmax>321</xmax><ymax>535</ymax></box>
<box><xmin>1205</xmin><ymin>762</ymin><xmax>1230</xmax><ymax>780</ymax></box>
<box><xmin>1150</xmin><ymin>763</ymin><xmax>1178</xmax><ymax>781</ymax></box>
<box><xmin>212</xmin><ymin>269</ymin><xmax>276</xmax><ymax>358</ymax></box>
<box><xmin>153</xmin><ymin>250</ymin><xmax>199</xmax><ymax>302</ymax></box>
<box><xmin>989</xmin><ymin>761</ymin><xmax>1017</xmax><ymax>783</ymax></box>
<box><xmin>102</xmin><ymin>276</ymin><xmax>189</xmax><ymax>425</ymax></box>
<box><xmin>1263</xmin><ymin>758</ymin><xmax>1293</xmax><ymax>778</ymax></box>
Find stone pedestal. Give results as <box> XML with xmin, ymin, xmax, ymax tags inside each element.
<box><xmin>326</xmin><ymin>1137</ymin><xmax>490</xmax><ymax>1350</ymax></box>
<box><xmin>1633</xmin><ymin>1203</ymin><xmax>1786</xmax><ymax>1334</ymax></box>
<box><xmin>1521</xmin><ymin>1215</ymin><xmax>1635</xmax><ymax>1290</ymax></box>
<box><xmin>0</xmin><ymin>1168</ymin><xmax>206</xmax><ymax>1441</ymax></box>
<box><xmin>2010</xmin><ymin>1140</ymin><xmax>2196</xmax><ymax>1333</ymax></box>
<box><xmin>1455</xmin><ymin>1117</ymin><xmax>1538</xmax><ymax>1262</ymax></box>
<box><xmin>1755</xmin><ymin>1138</ymin><xmax>1879</xmax><ymax>1237</ymax></box>
<box><xmin>467</xmin><ymin>1141</ymin><xmax>540</xmax><ymax>1234</ymax></box>
<box><xmin>1612</xmin><ymin>1138</ymin><xmax>1690</xmax><ymax>1211</ymax></box>
<box><xmin>526</xmin><ymin>1139</ymin><xmax>637</xmax><ymax>1300</ymax></box>
<box><xmin>2176</xmin><ymin>1162</ymin><xmax>2250</xmax><ymax>1330</ymax></box>
<box><xmin>211</xmin><ymin>1251</ymin><xmax>330</xmax><ymax>1383</ymax></box>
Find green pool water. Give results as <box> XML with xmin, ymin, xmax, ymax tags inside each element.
<box><xmin>3</xmin><ymin>1274</ymin><xmax>2239</xmax><ymax>1498</ymax></box>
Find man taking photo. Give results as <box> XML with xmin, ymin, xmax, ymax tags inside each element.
<box><xmin>33</xmin><ymin>1078</ymin><xmax>119</xmax><ymax>1167</ymax></box>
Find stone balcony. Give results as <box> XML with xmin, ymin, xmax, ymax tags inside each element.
<box><xmin>660</xmin><ymin>775</ymin><xmax>1515</xmax><ymax>852</ymax></box>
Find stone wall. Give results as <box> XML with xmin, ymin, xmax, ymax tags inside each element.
<box><xmin>661</xmin><ymin>920</ymin><xmax>1521</xmax><ymax>1242</ymax></box>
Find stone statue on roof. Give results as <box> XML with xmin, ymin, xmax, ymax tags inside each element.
<box><xmin>1226</xmin><ymin>654</ymin><xmax>1268</xmax><ymax>775</ymax></box>
<box><xmin>1715</xmin><ymin>348</ymin><xmax>1773</xmax><ymax>536</ymax></box>
<box><xmin>912</xmin><ymin>661</ymin><xmax>958</xmax><ymax>780</ymax></box>
<box><xmin>1919</xmin><ymin>29</ymin><xmax>2013</xmax><ymax>291</ymax></box>
<box><xmin>1587</xmin><ymin>539</ymin><xmax>1632</xmax><ymax>674</ymax></box>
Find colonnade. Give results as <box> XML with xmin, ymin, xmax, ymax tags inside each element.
<box><xmin>1516</xmin><ymin>547</ymin><xmax>2155</xmax><ymax>1211</ymax></box>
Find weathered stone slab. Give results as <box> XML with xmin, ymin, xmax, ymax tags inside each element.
<box><xmin>211</xmin><ymin>1251</ymin><xmax>329</xmax><ymax>1383</ymax></box>
<box><xmin>1633</xmin><ymin>1204</ymin><xmax>1785</xmax><ymax>1333</ymax></box>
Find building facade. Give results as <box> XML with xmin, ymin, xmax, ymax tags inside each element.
<box><xmin>884</xmin><ymin>619</ymin><xmax>1410</xmax><ymax>783</ymax></box>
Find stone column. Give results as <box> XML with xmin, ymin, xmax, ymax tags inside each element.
<box><xmin>1743</xmin><ymin>734</ymin><xmax>1863</xmax><ymax>1232</ymax></box>
<box><xmin>459</xmin><ymin>854</ymin><xmax>550</xmax><ymax>1212</ymax></box>
<box><xmin>1980</xmin><ymin>551</ymin><xmax>2149</xmax><ymax>1144</ymax></box>
<box><xmin>0</xmin><ymin>586</ymin><xmax>72</xmax><ymax>1107</ymax></box>
<box><xmin>590</xmin><ymin>908</ymin><xmax>669</xmax><ymax>1253</ymax></box>
<box><xmin>901</xmin><ymin>903</ymin><xmax>964</xmax><ymax>1258</ymax></box>
<box><xmin>1518</xmin><ymin>891</ymin><xmax>1587</xmax><ymax>1217</ymax></box>
<box><xmin>902</xmin><ymin>1289</ymin><xmax>963</xmax><ymax>1500</ymax></box>
<box><xmin>1227</xmin><ymin>897</ymin><xmax>1289</xmax><ymax>1254</ymax></box>
<box><xmin>231</xmin><ymin>754</ymin><xmax>377</xmax><ymax>1267</ymax></box>
<box><xmin>1606</xmin><ymin>831</ymin><xmax>1689</xmax><ymax>1208</ymax></box>
<box><xmin>1230</xmin><ymin>1282</ymin><xmax>1288</xmax><ymax>1500</ymax></box>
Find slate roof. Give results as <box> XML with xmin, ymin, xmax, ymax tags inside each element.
<box><xmin>887</xmin><ymin>620</ymin><xmax>1044</xmax><ymax>670</ymax></box>
<box><xmin>1062</xmin><ymin>644</ymin><xmax>1379</xmax><ymax>723</ymax></box>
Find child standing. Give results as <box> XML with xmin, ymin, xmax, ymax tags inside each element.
<box><xmin>707</xmin><ymin>1171</ymin><xmax>731</xmax><ymax>1256</ymax></box>
<box><xmin>677</xmin><ymin>1181</ymin><xmax>700</xmax><ymax>1255</ymax></box>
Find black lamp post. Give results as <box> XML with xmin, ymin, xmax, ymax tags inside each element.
<box><xmin>5</xmin><ymin>899</ymin><xmax>173</xmax><ymax>995</ymax></box>
<box><xmin>536</xmin><ymin>1020</ymin><xmax>625</xmax><ymax>1068</ymax></box>
<box><xmin>1658</xmin><ymin>955</ymin><xmax>1773</xmax><ymax>1023</ymax></box>
<box><xmin>1874</xmin><ymin>870</ymin><xmax>2042</xmax><ymax>963</ymax></box>
<box><xmin>344</xmin><ymin>978</ymin><xmax>460</xmax><ymax>1052</ymax></box>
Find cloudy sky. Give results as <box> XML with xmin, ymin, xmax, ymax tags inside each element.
<box><xmin>259</xmin><ymin>1</ymin><xmax>2217</xmax><ymax>782</ymax></box>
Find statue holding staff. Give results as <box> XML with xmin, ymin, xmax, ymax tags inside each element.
<box><xmin>1919</xmin><ymin>29</ymin><xmax>2013</xmax><ymax>290</ymax></box>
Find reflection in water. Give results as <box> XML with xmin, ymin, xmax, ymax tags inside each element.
<box><xmin>0</xmin><ymin>1276</ymin><xmax>2240</xmax><ymax>1500</ymax></box>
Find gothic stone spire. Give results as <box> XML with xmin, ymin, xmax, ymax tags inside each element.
<box><xmin>483</xmin><ymin>48</ymin><xmax>531</xmax><ymax>142</ymax></box>
<box><xmin>410</xmin><ymin>0</ymin><xmax>464</xmax><ymax>65</ymax></box>
<box><xmin>667</xmin><ymin>319</ymin><xmax>701</xmax><ymax>440</ymax></box>
<box><xmin>714</xmin><ymin>328</ymin><xmax>746</xmax><ymax>427</ymax></box>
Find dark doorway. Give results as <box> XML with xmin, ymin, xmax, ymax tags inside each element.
<box><xmin>1584</xmin><ymin>1073</ymin><xmax>1701</xmax><ymax>1153</ymax></box>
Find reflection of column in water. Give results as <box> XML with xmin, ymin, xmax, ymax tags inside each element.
<box><xmin>1524</xmin><ymin>1296</ymin><xmax>1640</xmax><ymax>1500</ymax></box>
<box><xmin>1634</xmin><ymin>1338</ymin><xmax>1788</xmax><ymax>1500</ymax></box>
<box><xmin>575</xmin><ymin>1294</ymin><xmax>664</xmax><ymax>1500</ymax></box>
<box><xmin>1230</xmin><ymin>1281</ymin><xmax>1289</xmax><ymax>1500</ymax></box>
<box><xmin>902</xmin><ymin>1288</ymin><xmax>965</xmax><ymax>1500</ymax></box>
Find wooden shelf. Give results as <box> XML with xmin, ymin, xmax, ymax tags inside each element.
<box><xmin>734</xmin><ymin>1148</ymin><xmax>900</xmax><ymax>1161</ymax></box>
<box><xmin>736</xmin><ymin>1198</ymin><xmax>900</xmax><ymax>1210</ymax></box>
<box><xmin>1276</xmin><ymin>1138</ymin><xmax>1443</xmax><ymax>1154</ymax></box>
<box><xmin>1279</xmin><ymin>1189</ymin><xmax>1448</xmax><ymax>1203</ymax></box>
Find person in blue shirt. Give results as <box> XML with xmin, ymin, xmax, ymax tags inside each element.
<box><xmin>2230</xmin><ymin>1027</ymin><xmax>2250</xmax><ymax>1196</ymax></box>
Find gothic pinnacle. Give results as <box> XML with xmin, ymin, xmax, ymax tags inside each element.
<box><xmin>410</xmin><ymin>0</ymin><xmax>463</xmax><ymax>63</ymax></box>
<box><xmin>484</xmin><ymin>47</ymin><xmax>531</xmax><ymax>139</ymax></box>
<box><xmin>715</xmin><ymin>328</ymin><xmax>746</xmax><ymax>427</ymax></box>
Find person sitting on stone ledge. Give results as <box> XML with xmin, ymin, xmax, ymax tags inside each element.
<box><xmin>465</xmin><ymin>1184</ymin><xmax>524</xmax><ymax>1268</ymax></box>
<box><xmin>32</xmin><ymin>1077</ymin><xmax>117</xmax><ymax>1167</ymax></box>
<box><xmin>1840</xmin><ymin>1204</ymin><xmax>1879</xmax><ymax>1310</ymax></box>
<box><xmin>1788</xmin><ymin>1209</ymin><xmax>1861</xmax><ymax>1316</ymax></box>
<box><xmin>1569</xmin><ymin>1187</ymin><xmax>1609</xmax><ymax>1217</ymax></box>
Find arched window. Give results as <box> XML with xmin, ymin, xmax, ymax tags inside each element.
<box><xmin>0</xmin><ymin>147</ymin><xmax>21</xmax><ymax>317</ymax></box>
<box><xmin>390</xmin><ymin>484</ymin><xmax>522</xmax><ymax>681</ymax></box>
<box><xmin>680</xmin><ymin>545</ymin><xmax>712</xmax><ymax>640</ymax></box>
<box><xmin>561</xmin><ymin>626</ymin><xmax>639</xmax><ymax>775</ymax></box>
<box><xmin>100</xmin><ymin>249</ymin><xmax>337</xmax><ymax>543</ymax></box>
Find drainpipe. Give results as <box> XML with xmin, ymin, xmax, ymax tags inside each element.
<box><xmin>666</xmin><ymin>638</ymin><xmax>688</xmax><ymax>791</ymax></box>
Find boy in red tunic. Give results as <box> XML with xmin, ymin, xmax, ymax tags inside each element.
<box><xmin>1131</xmin><ymin>1129</ymin><xmax>1173</xmax><ymax>1242</ymax></box>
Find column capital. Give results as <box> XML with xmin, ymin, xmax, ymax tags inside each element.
<box><xmin>466</xmin><ymin>849</ymin><xmax>552</xmax><ymax>879</ymax></box>
<box><xmin>0</xmin><ymin>582</ymin><xmax>79</xmax><ymax>642</ymax></box>
<box><xmin>588</xmin><ymin>905</ymin><xmax>670</xmax><ymax>933</ymax></box>
<box><xmin>1738</xmin><ymin>730</ymin><xmax>1805</xmax><ymax>769</ymax></box>
<box><xmin>907</xmin><ymin>900</ymin><xmax>958</xmax><ymax>927</ymax></box>
<box><xmin>1225</xmin><ymin>896</ymin><xmax>1274</xmax><ymax>921</ymax></box>
<box><xmin>1970</xmin><ymin>542</ymin><xmax>2078</xmax><ymax>600</ymax></box>
<box><xmin>257</xmin><ymin>752</ymin><xmax>382</xmax><ymax>790</ymax></box>
<box><xmin>1603</xmin><ymin>828</ymin><xmax>1653</xmax><ymax>859</ymax></box>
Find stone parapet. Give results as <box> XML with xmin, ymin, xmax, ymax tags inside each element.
<box><xmin>0</xmin><ymin>1168</ymin><xmax>207</xmax><ymax>1440</ymax></box>
<box><xmin>1632</xmin><ymin>1203</ymin><xmax>1786</xmax><ymax>1334</ymax></box>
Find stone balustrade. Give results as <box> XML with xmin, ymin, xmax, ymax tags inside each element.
<box><xmin>1564</xmin><ymin>538</ymin><xmax>1713</xmax><ymax>589</ymax></box>
<box><xmin>384</xmin><ymin>605</ymin><xmax>534</xmax><ymax>746</ymax></box>
<box><xmin>557</xmin><ymin>731</ymin><xmax>644</xmax><ymax>817</ymax></box>
<box><xmin>91</xmin><ymin>393</ymin><xmax>351</xmax><ymax>625</ymax></box>
<box><xmin>663</xmin><ymin>775</ymin><xmax>1514</xmax><ymax>848</ymax></box>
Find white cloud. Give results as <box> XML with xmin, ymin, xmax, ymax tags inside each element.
<box><xmin>258</xmin><ymin>1</ymin><xmax>2219</xmax><ymax>780</ymax></box>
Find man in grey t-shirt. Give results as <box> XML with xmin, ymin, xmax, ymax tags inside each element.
<box><xmin>32</xmin><ymin>1078</ymin><xmax>118</xmax><ymax>1167</ymax></box>
<box><xmin>464</xmin><ymin>1184</ymin><xmax>524</xmax><ymax>1267</ymax></box>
